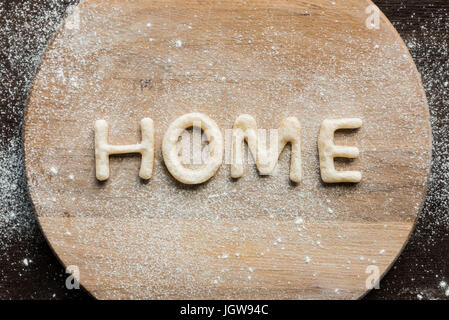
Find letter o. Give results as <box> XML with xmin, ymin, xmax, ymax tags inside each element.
<box><xmin>162</xmin><ymin>113</ymin><xmax>224</xmax><ymax>184</ymax></box>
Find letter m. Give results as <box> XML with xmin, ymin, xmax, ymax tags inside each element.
<box><xmin>231</xmin><ymin>115</ymin><xmax>302</xmax><ymax>182</ymax></box>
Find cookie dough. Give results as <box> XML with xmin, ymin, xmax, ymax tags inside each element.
<box><xmin>162</xmin><ymin>113</ymin><xmax>224</xmax><ymax>185</ymax></box>
<box><xmin>318</xmin><ymin>118</ymin><xmax>362</xmax><ymax>183</ymax></box>
<box><xmin>231</xmin><ymin>114</ymin><xmax>302</xmax><ymax>183</ymax></box>
<box><xmin>95</xmin><ymin>118</ymin><xmax>154</xmax><ymax>181</ymax></box>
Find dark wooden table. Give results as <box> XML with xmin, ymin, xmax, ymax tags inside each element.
<box><xmin>0</xmin><ymin>0</ymin><xmax>448</xmax><ymax>300</ymax></box>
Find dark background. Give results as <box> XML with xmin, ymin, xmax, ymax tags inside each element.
<box><xmin>0</xmin><ymin>0</ymin><xmax>448</xmax><ymax>300</ymax></box>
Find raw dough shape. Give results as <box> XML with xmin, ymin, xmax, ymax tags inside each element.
<box><xmin>231</xmin><ymin>114</ymin><xmax>302</xmax><ymax>182</ymax></box>
<box><xmin>318</xmin><ymin>118</ymin><xmax>363</xmax><ymax>183</ymax></box>
<box><xmin>95</xmin><ymin>118</ymin><xmax>154</xmax><ymax>181</ymax></box>
<box><xmin>162</xmin><ymin>113</ymin><xmax>224</xmax><ymax>185</ymax></box>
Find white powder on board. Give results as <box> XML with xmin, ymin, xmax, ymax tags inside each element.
<box><xmin>49</xmin><ymin>167</ymin><xmax>58</xmax><ymax>176</ymax></box>
<box><xmin>14</xmin><ymin>1</ymin><xmax>441</xmax><ymax>299</ymax></box>
<box><xmin>0</xmin><ymin>0</ymin><xmax>448</xmax><ymax>300</ymax></box>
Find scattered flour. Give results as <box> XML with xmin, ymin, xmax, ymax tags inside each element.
<box><xmin>0</xmin><ymin>0</ymin><xmax>448</xmax><ymax>300</ymax></box>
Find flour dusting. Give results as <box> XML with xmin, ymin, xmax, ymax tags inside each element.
<box><xmin>0</xmin><ymin>0</ymin><xmax>448</xmax><ymax>300</ymax></box>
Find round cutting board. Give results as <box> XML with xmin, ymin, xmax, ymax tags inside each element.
<box><xmin>24</xmin><ymin>0</ymin><xmax>431</xmax><ymax>299</ymax></box>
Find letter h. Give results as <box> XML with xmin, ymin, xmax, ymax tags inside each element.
<box><xmin>95</xmin><ymin>119</ymin><xmax>154</xmax><ymax>181</ymax></box>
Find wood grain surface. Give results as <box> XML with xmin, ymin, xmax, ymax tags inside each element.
<box><xmin>22</xmin><ymin>0</ymin><xmax>431</xmax><ymax>299</ymax></box>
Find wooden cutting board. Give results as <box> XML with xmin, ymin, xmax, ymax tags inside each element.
<box><xmin>24</xmin><ymin>0</ymin><xmax>431</xmax><ymax>299</ymax></box>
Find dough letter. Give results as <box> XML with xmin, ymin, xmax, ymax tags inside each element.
<box><xmin>162</xmin><ymin>113</ymin><xmax>224</xmax><ymax>184</ymax></box>
<box><xmin>231</xmin><ymin>115</ymin><xmax>302</xmax><ymax>182</ymax></box>
<box><xmin>318</xmin><ymin>118</ymin><xmax>362</xmax><ymax>183</ymax></box>
<box><xmin>95</xmin><ymin>118</ymin><xmax>154</xmax><ymax>181</ymax></box>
